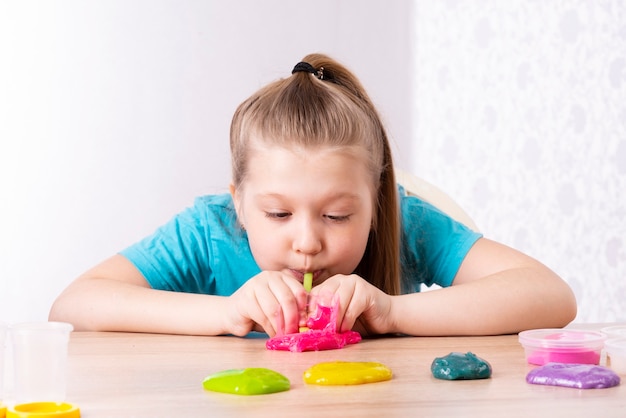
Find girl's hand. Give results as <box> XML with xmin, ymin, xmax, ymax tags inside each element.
<box><xmin>311</xmin><ymin>274</ymin><xmax>395</xmax><ymax>336</ymax></box>
<box><xmin>226</xmin><ymin>271</ymin><xmax>308</xmax><ymax>337</ymax></box>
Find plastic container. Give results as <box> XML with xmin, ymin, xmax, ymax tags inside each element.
<box><xmin>518</xmin><ymin>328</ymin><xmax>606</xmax><ymax>365</ymax></box>
<box><xmin>1</xmin><ymin>321</ymin><xmax>6</xmax><ymax>401</ymax></box>
<box><xmin>601</xmin><ymin>325</ymin><xmax>626</xmax><ymax>339</ymax></box>
<box><xmin>604</xmin><ymin>338</ymin><xmax>626</xmax><ymax>374</ymax></box>
<box><xmin>7</xmin><ymin>402</ymin><xmax>80</xmax><ymax>418</ymax></box>
<box><xmin>10</xmin><ymin>322</ymin><xmax>73</xmax><ymax>404</ymax></box>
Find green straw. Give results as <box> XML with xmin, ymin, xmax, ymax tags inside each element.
<box><xmin>300</xmin><ymin>272</ymin><xmax>314</xmax><ymax>332</ymax></box>
<box><xmin>303</xmin><ymin>272</ymin><xmax>313</xmax><ymax>293</ymax></box>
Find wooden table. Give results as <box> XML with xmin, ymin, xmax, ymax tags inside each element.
<box><xmin>63</xmin><ymin>326</ymin><xmax>625</xmax><ymax>417</ymax></box>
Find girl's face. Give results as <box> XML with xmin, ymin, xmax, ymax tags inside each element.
<box><xmin>231</xmin><ymin>144</ymin><xmax>375</xmax><ymax>286</ymax></box>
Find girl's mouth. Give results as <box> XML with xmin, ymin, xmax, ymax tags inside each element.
<box><xmin>290</xmin><ymin>269</ymin><xmax>322</xmax><ymax>284</ymax></box>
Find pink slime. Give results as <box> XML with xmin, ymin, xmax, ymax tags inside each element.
<box><xmin>526</xmin><ymin>332</ymin><xmax>601</xmax><ymax>365</ymax></box>
<box><xmin>266</xmin><ymin>299</ymin><xmax>361</xmax><ymax>352</ymax></box>
<box><xmin>527</xmin><ymin>349</ymin><xmax>600</xmax><ymax>366</ymax></box>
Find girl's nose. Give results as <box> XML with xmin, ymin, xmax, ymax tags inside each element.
<box><xmin>292</xmin><ymin>221</ymin><xmax>322</xmax><ymax>255</ymax></box>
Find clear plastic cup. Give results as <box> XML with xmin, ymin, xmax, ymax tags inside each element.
<box><xmin>605</xmin><ymin>338</ymin><xmax>626</xmax><ymax>374</ymax></box>
<box><xmin>9</xmin><ymin>322</ymin><xmax>73</xmax><ymax>404</ymax></box>
<box><xmin>1</xmin><ymin>321</ymin><xmax>6</xmax><ymax>401</ymax></box>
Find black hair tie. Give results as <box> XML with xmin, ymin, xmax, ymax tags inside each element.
<box><xmin>292</xmin><ymin>61</ymin><xmax>323</xmax><ymax>80</ymax></box>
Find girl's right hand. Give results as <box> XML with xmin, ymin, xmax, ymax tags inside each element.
<box><xmin>225</xmin><ymin>271</ymin><xmax>309</xmax><ymax>337</ymax></box>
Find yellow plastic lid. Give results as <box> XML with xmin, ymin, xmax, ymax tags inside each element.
<box><xmin>7</xmin><ymin>402</ymin><xmax>80</xmax><ymax>418</ymax></box>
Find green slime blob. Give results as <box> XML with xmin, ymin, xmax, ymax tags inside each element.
<box><xmin>202</xmin><ymin>368</ymin><xmax>290</xmax><ymax>395</ymax></box>
<box><xmin>431</xmin><ymin>352</ymin><xmax>492</xmax><ymax>380</ymax></box>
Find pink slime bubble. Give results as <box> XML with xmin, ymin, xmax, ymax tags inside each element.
<box><xmin>266</xmin><ymin>297</ymin><xmax>361</xmax><ymax>352</ymax></box>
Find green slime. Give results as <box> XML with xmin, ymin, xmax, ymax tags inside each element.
<box><xmin>202</xmin><ymin>368</ymin><xmax>290</xmax><ymax>395</ymax></box>
<box><xmin>431</xmin><ymin>352</ymin><xmax>492</xmax><ymax>380</ymax></box>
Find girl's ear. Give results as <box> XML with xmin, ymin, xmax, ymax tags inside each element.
<box><xmin>229</xmin><ymin>184</ymin><xmax>244</xmax><ymax>228</ymax></box>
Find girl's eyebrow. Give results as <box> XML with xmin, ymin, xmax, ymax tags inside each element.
<box><xmin>255</xmin><ymin>192</ymin><xmax>362</xmax><ymax>202</ymax></box>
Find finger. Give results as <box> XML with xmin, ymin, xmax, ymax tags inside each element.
<box><xmin>229</xmin><ymin>286</ymin><xmax>263</xmax><ymax>336</ymax></box>
<box><xmin>291</xmin><ymin>281</ymin><xmax>312</xmax><ymax>329</ymax></box>
<box><xmin>268</xmin><ymin>279</ymin><xmax>306</xmax><ymax>335</ymax></box>
<box><xmin>252</xmin><ymin>323</ymin><xmax>266</xmax><ymax>333</ymax></box>
<box><xmin>249</xmin><ymin>290</ymin><xmax>278</xmax><ymax>336</ymax></box>
<box><xmin>252</xmin><ymin>278</ymin><xmax>298</xmax><ymax>336</ymax></box>
<box><xmin>335</xmin><ymin>279</ymin><xmax>360</xmax><ymax>332</ymax></box>
<box><xmin>309</xmin><ymin>275</ymin><xmax>357</xmax><ymax>331</ymax></box>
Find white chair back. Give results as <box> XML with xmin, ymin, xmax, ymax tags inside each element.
<box><xmin>396</xmin><ymin>169</ymin><xmax>479</xmax><ymax>232</ymax></box>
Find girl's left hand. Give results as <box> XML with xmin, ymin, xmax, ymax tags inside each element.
<box><xmin>310</xmin><ymin>274</ymin><xmax>395</xmax><ymax>336</ymax></box>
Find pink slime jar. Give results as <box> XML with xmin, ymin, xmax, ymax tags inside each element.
<box><xmin>518</xmin><ymin>328</ymin><xmax>606</xmax><ymax>366</ymax></box>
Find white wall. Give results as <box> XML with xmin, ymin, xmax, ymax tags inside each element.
<box><xmin>0</xmin><ymin>1</ymin><xmax>414</xmax><ymax>324</ymax></box>
<box><xmin>412</xmin><ymin>1</ymin><xmax>626</xmax><ymax>322</ymax></box>
<box><xmin>2</xmin><ymin>1</ymin><xmax>622</xmax><ymax>326</ymax></box>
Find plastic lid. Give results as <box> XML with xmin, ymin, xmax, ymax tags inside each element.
<box><xmin>601</xmin><ymin>325</ymin><xmax>626</xmax><ymax>338</ymax></box>
<box><xmin>518</xmin><ymin>328</ymin><xmax>606</xmax><ymax>349</ymax></box>
<box><xmin>7</xmin><ymin>402</ymin><xmax>80</xmax><ymax>418</ymax></box>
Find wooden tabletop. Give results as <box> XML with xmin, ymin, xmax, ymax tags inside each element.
<box><xmin>62</xmin><ymin>325</ymin><xmax>625</xmax><ymax>418</ymax></box>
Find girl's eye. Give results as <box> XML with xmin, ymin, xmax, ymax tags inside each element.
<box><xmin>325</xmin><ymin>214</ymin><xmax>350</xmax><ymax>222</ymax></box>
<box><xmin>265</xmin><ymin>212</ymin><xmax>290</xmax><ymax>219</ymax></box>
<box><xmin>264</xmin><ymin>212</ymin><xmax>350</xmax><ymax>222</ymax></box>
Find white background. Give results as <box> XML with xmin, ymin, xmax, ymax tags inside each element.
<box><xmin>0</xmin><ymin>1</ymin><xmax>624</xmax><ymax>325</ymax></box>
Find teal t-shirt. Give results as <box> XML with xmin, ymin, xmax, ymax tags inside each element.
<box><xmin>120</xmin><ymin>188</ymin><xmax>482</xmax><ymax>295</ymax></box>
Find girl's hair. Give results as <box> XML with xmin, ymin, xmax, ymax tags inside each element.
<box><xmin>230</xmin><ymin>53</ymin><xmax>401</xmax><ymax>295</ymax></box>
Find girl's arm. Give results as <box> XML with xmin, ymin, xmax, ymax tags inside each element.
<box><xmin>389</xmin><ymin>237</ymin><xmax>577</xmax><ymax>336</ymax></box>
<box><xmin>49</xmin><ymin>254</ymin><xmax>307</xmax><ymax>336</ymax></box>
<box><xmin>49</xmin><ymin>255</ymin><xmax>236</xmax><ymax>335</ymax></box>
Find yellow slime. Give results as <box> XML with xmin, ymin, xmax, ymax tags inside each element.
<box><xmin>303</xmin><ymin>361</ymin><xmax>392</xmax><ymax>385</ymax></box>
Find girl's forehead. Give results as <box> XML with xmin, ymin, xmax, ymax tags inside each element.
<box><xmin>248</xmin><ymin>142</ymin><xmax>368</xmax><ymax>163</ymax></box>
<box><xmin>243</xmin><ymin>145</ymin><xmax>375</xmax><ymax>195</ymax></box>
<box><xmin>248</xmin><ymin>145</ymin><xmax>370</xmax><ymax>178</ymax></box>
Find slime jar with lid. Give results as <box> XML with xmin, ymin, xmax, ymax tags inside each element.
<box><xmin>518</xmin><ymin>328</ymin><xmax>606</xmax><ymax>366</ymax></box>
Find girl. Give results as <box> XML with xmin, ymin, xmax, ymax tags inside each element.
<box><xmin>49</xmin><ymin>53</ymin><xmax>577</xmax><ymax>337</ymax></box>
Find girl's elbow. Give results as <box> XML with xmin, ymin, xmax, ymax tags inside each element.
<box><xmin>566</xmin><ymin>294</ymin><xmax>578</xmax><ymax>323</ymax></box>
<box><xmin>48</xmin><ymin>297</ymin><xmax>73</xmax><ymax>325</ymax></box>
<box><xmin>556</xmin><ymin>285</ymin><xmax>578</xmax><ymax>326</ymax></box>
<box><xmin>49</xmin><ymin>293</ymin><xmax>88</xmax><ymax>330</ymax></box>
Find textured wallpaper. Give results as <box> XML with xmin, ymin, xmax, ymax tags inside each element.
<box><xmin>412</xmin><ymin>0</ymin><xmax>625</xmax><ymax>322</ymax></box>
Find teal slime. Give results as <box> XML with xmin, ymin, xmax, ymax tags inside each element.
<box><xmin>431</xmin><ymin>352</ymin><xmax>492</xmax><ymax>380</ymax></box>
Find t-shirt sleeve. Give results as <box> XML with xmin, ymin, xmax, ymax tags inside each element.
<box><xmin>400</xmin><ymin>193</ymin><xmax>483</xmax><ymax>291</ymax></box>
<box><xmin>120</xmin><ymin>200</ymin><xmax>215</xmax><ymax>294</ymax></box>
